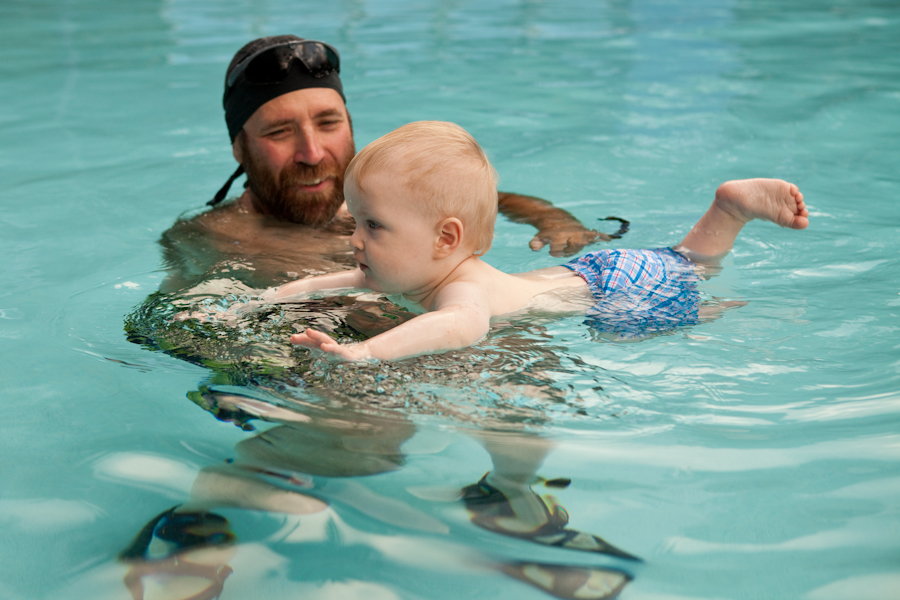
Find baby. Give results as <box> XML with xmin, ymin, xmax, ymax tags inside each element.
<box><xmin>272</xmin><ymin>121</ymin><xmax>808</xmax><ymax>361</ymax></box>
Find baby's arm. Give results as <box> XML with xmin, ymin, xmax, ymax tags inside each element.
<box><xmin>174</xmin><ymin>269</ymin><xmax>366</xmax><ymax>324</ymax></box>
<box><xmin>290</xmin><ymin>281</ymin><xmax>492</xmax><ymax>361</ymax></box>
<box><xmin>268</xmin><ymin>269</ymin><xmax>367</xmax><ymax>300</ymax></box>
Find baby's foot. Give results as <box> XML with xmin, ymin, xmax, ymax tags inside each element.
<box><xmin>714</xmin><ymin>179</ymin><xmax>809</xmax><ymax>229</ymax></box>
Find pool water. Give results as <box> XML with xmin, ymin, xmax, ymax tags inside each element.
<box><xmin>2</xmin><ymin>0</ymin><xmax>899</xmax><ymax>599</ymax></box>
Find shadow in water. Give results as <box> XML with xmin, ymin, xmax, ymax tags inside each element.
<box><xmin>119</xmin><ymin>390</ymin><xmax>640</xmax><ymax>599</ymax></box>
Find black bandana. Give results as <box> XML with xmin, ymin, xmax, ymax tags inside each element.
<box><xmin>223</xmin><ymin>35</ymin><xmax>345</xmax><ymax>143</ymax></box>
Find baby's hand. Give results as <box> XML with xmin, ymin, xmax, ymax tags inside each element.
<box><xmin>290</xmin><ymin>328</ymin><xmax>373</xmax><ymax>362</ymax></box>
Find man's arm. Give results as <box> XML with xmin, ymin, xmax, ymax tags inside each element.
<box><xmin>498</xmin><ymin>192</ymin><xmax>611</xmax><ymax>257</ymax></box>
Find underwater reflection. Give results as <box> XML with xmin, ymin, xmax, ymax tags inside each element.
<box><xmin>125</xmin><ymin>282</ymin><xmax>644</xmax><ymax>598</ymax></box>
<box><xmin>120</xmin><ymin>507</ymin><xmax>236</xmax><ymax>600</ymax></box>
<box><xmin>127</xmin><ymin>291</ymin><xmax>620</xmax><ymax>426</ymax></box>
<box><xmin>463</xmin><ymin>431</ymin><xmax>639</xmax><ymax>562</ymax></box>
<box><xmin>121</xmin><ymin>392</ymin><xmax>638</xmax><ymax>599</ymax></box>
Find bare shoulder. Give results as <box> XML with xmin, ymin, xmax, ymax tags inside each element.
<box><xmin>162</xmin><ymin>200</ymin><xmax>249</xmax><ymax>241</ymax></box>
<box><xmin>433</xmin><ymin>278</ymin><xmax>492</xmax><ymax>308</ymax></box>
<box><xmin>159</xmin><ymin>197</ymin><xmax>354</xmax><ymax>287</ymax></box>
<box><xmin>166</xmin><ymin>198</ymin><xmax>347</xmax><ymax>251</ymax></box>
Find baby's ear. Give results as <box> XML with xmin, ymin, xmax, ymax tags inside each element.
<box><xmin>434</xmin><ymin>217</ymin><xmax>463</xmax><ymax>258</ymax></box>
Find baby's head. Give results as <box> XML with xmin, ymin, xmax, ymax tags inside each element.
<box><xmin>346</xmin><ymin>121</ymin><xmax>498</xmax><ymax>255</ymax></box>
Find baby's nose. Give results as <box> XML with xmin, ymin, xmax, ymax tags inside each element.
<box><xmin>349</xmin><ymin>228</ymin><xmax>364</xmax><ymax>249</ymax></box>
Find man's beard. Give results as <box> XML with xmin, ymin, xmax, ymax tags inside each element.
<box><xmin>241</xmin><ymin>141</ymin><xmax>354</xmax><ymax>227</ymax></box>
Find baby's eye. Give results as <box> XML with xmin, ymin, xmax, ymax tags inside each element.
<box><xmin>366</xmin><ymin>220</ymin><xmax>382</xmax><ymax>230</ymax></box>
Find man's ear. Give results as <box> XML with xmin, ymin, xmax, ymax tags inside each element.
<box><xmin>434</xmin><ymin>217</ymin><xmax>464</xmax><ymax>258</ymax></box>
<box><xmin>232</xmin><ymin>135</ymin><xmax>244</xmax><ymax>164</ymax></box>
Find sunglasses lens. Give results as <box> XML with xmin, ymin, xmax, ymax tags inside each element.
<box><xmin>295</xmin><ymin>43</ymin><xmax>340</xmax><ymax>77</ymax></box>
<box><xmin>242</xmin><ymin>45</ymin><xmax>294</xmax><ymax>85</ymax></box>
<box><xmin>237</xmin><ymin>42</ymin><xmax>339</xmax><ymax>87</ymax></box>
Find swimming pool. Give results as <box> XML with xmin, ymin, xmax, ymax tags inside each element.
<box><xmin>2</xmin><ymin>0</ymin><xmax>899</xmax><ymax>598</ymax></box>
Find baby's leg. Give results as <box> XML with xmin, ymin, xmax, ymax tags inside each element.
<box><xmin>676</xmin><ymin>179</ymin><xmax>808</xmax><ymax>259</ymax></box>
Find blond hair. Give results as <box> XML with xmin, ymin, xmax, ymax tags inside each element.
<box><xmin>346</xmin><ymin>121</ymin><xmax>498</xmax><ymax>255</ymax></box>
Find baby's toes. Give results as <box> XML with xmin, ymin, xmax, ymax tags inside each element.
<box><xmin>788</xmin><ymin>209</ymin><xmax>810</xmax><ymax>230</ymax></box>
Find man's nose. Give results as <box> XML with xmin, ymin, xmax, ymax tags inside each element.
<box><xmin>294</xmin><ymin>129</ymin><xmax>326</xmax><ymax>166</ymax></box>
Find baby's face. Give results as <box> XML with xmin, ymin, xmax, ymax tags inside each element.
<box><xmin>344</xmin><ymin>173</ymin><xmax>441</xmax><ymax>296</ymax></box>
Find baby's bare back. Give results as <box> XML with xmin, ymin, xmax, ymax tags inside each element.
<box><xmin>466</xmin><ymin>262</ymin><xmax>591</xmax><ymax>318</ymax></box>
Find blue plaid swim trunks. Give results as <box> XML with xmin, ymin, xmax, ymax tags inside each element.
<box><xmin>563</xmin><ymin>248</ymin><xmax>701</xmax><ymax>336</ymax></box>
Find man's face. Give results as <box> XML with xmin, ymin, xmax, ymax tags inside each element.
<box><xmin>235</xmin><ymin>88</ymin><xmax>355</xmax><ymax>226</ymax></box>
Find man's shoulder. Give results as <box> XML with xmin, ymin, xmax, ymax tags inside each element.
<box><xmin>163</xmin><ymin>199</ymin><xmax>249</xmax><ymax>239</ymax></box>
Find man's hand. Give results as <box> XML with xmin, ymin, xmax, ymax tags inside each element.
<box><xmin>528</xmin><ymin>226</ymin><xmax>608</xmax><ymax>257</ymax></box>
<box><xmin>290</xmin><ymin>328</ymin><xmax>372</xmax><ymax>362</ymax></box>
<box><xmin>497</xmin><ymin>192</ymin><xmax>611</xmax><ymax>257</ymax></box>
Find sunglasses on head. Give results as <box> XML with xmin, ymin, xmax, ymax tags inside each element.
<box><xmin>226</xmin><ymin>40</ymin><xmax>340</xmax><ymax>90</ymax></box>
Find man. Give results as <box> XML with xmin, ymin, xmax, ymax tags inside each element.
<box><xmin>160</xmin><ymin>35</ymin><xmax>611</xmax><ymax>294</ymax></box>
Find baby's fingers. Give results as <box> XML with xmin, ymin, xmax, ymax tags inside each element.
<box><xmin>290</xmin><ymin>329</ymin><xmax>370</xmax><ymax>362</ymax></box>
<box><xmin>289</xmin><ymin>332</ymin><xmax>314</xmax><ymax>347</ymax></box>
<box><xmin>305</xmin><ymin>329</ymin><xmax>336</xmax><ymax>344</ymax></box>
<box><xmin>290</xmin><ymin>328</ymin><xmax>332</xmax><ymax>348</ymax></box>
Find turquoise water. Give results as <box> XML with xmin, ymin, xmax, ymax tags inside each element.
<box><xmin>2</xmin><ymin>0</ymin><xmax>899</xmax><ymax>598</ymax></box>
